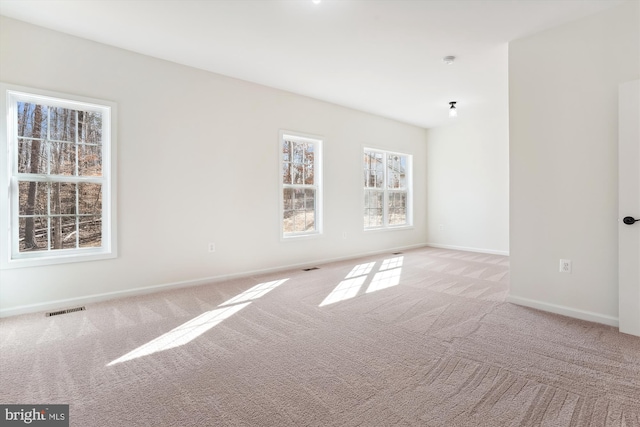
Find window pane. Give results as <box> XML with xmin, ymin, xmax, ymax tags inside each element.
<box><xmin>365</xmin><ymin>169</ymin><xmax>383</xmax><ymax>188</ymax></box>
<box><xmin>388</xmin><ymin>192</ymin><xmax>407</xmax><ymax>225</ymax></box>
<box><xmin>19</xmin><ymin>181</ymin><xmax>48</xmax><ymax>216</ymax></box>
<box><xmin>305</xmin><ymin>210</ymin><xmax>315</xmax><ymax>231</ymax></box>
<box><xmin>51</xmin><ymin>216</ymin><xmax>77</xmax><ymax>249</ymax></box>
<box><xmin>292</xmin><ymin>141</ymin><xmax>304</xmax><ymax>164</ymax></box>
<box><xmin>78</xmin><ymin>144</ymin><xmax>102</xmax><ymax>176</ymax></box>
<box><xmin>292</xmin><ymin>188</ymin><xmax>304</xmax><ymax>209</ymax></box>
<box><xmin>18</xmin><ymin>138</ymin><xmax>46</xmax><ymax>174</ymax></box>
<box><xmin>282</xmin><ymin>140</ymin><xmax>290</xmax><ymax>162</ymax></box>
<box><xmin>49</xmin><ymin>107</ymin><xmax>77</xmax><ymax>142</ymax></box>
<box><xmin>19</xmin><ymin>216</ymin><xmax>49</xmax><ymax>252</ymax></box>
<box><xmin>399</xmin><ymin>156</ymin><xmax>407</xmax><ymax>187</ymax></box>
<box><xmin>79</xmin><ymin>183</ymin><xmax>102</xmax><ymax>215</ymax></box>
<box><xmin>292</xmin><ymin>164</ymin><xmax>303</xmax><ymax>184</ymax></box>
<box><xmin>303</xmin><ymin>143</ymin><xmax>315</xmax><ymax>185</ymax></box>
<box><xmin>305</xmin><ymin>163</ymin><xmax>314</xmax><ymax>185</ymax></box>
<box><xmin>283</xmin><ymin>189</ymin><xmax>316</xmax><ymax>234</ymax></box>
<box><xmin>294</xmin><ymin>212</ymin><xmax>306</xmax><ymax>233</ymax></box>
<box><xmin>50</xmin><ymin>183</ymin><xmax>77</xmax><ymax>215</ymax></box>
<box><xmin>283</xmin><ymin>188</ymin><xmax>293</xmax><ymax>212</ymax></box>
<box><xmin>364</xmin><ymin>208</ymin><xmax>383</xmax><ymax>228</ymax></box>
<box><xmin>79</xmin><ymin>111</ymin><xmax>102</xmax><ymax>145</ymax></box>
<box><xmin>283</xmin><ymin>188</ymin><xmax>301</xmax><ymax>234</ymax></box>
<box><xmin>364</xmin><ymin>151</ymin><xmax>384</xmax><ymax>188</ymax></box>
<box><xmin>17</xmin><ymin>180</ymin><xmax>106</xmax><ymax>251</ymax></box>
<box><xmin>49</xmin><ymin>141</ymin><xmax>77</xmax><ymax>175</ymax></box>
<box><xmin>365</xmin><ymin>190</ymin><xmax>383</xmax><ymax>209</ymax></box>
<box><xmin>304</xmin><ymin>189</ymin><xmax>315</xmax><ymax>210</ymax></box>
<box><xmin>79</xmin><ymin>216</ymin><xmax>102</xmax><ymax>248</ymax></box>
<box><xmin>17</xmin><ymin>102</ymin><xmax>48</xmax><ymax>139</ymax></box>
<box><xmin>387</xmin><ymin>154</ymin><xmax>406</xmax><ymax>189</ymax></box>
<box><xmin>364</xmin><ymin>191</ymin><xmax>383</xmax><ymax>228</ymax></box>
<box><xmin>304</xmin><ymin>190</ymin><xmax>316</xmax><ymax>231</ymax></box>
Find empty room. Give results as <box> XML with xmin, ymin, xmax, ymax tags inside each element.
<box><xmin>0</xmin><ymin>0</ymin><xmax>638</xmax><ymax>426</ymax></box>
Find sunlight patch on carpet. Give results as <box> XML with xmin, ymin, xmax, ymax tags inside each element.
<box><xmin>107</xmin><ymin>279</ymin><xmax>289</xmax><ymax>366</ymax></box>
<box><xmin>219</xmin><ymin>279</ymin><xmax>289</xmax><ymax>306</ymax></box>
<box><xmin>367</xmin><ymin>267</ymin><xmax>402</xmax><ymax>293</ymax></box>
<box><xmin>320</xmin><ymin>257</ymin><xmax>404</xmax><ymax>306</ymax></box>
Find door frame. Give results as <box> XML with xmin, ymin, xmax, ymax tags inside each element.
<box><xmin>618</xmin><ymin>79</ymin><xmax>640</xmax><ymax>336</ymax></box>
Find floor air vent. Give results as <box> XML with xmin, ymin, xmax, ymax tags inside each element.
<box><xmin>392</xmin><ymin>252</ymin><xmax>403</xmax><ymax>255</ymax></box>
<box><xmin>303</xmin><ymin>267</ymin><xmax>319</xmax><ymax>271</ymax></box>
<box><xmin>46</xmin><ymin>306</ymin><xmax>86</xmax><ymax>317</ymax></box>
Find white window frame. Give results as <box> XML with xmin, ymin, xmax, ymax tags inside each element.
<box><xmin>279</xmin><ymin>130</ymin><xmax>323</xmax><ymax>239</ymax></box>
<box><xmin>0</xmin><ymin>83</ymin><xmax>117</xmax><ymax>269</ymax></box>
<box><xmin>363</xmin><ymin>147</ymin><xmax>413</xmax><ymax>230</ymax></box>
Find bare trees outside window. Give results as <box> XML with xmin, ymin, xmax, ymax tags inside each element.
<box><xmin>1</xmin><ymin>86</ymin><xmax>115</xmax><ymax>267</ymax></box>
<box><xmin>281</xmin><ymin>133</ymin><xmax>322</xmax><ymax>237</ymax></box>
<box><xmin>364</xmin><ymin>149</ymin><xmax>411</xmax><ymax>229</ymax></box>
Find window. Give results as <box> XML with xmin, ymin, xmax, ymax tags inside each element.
<box><xmin>0</xmin><ymin>84</ymin><xmax>116</xmax><ymax>268</ymax></box>
<box><xmin>364</xmin><ymin>148</ymin><xmax>412</xmax><ymax>229</ymax></box>
<box><xmin>280</xmin><ymin>132</ymin><xmax>322</xmax><ymax>238</ymax></box>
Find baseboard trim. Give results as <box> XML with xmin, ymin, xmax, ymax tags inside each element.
<box><xmin>425</xmin><ymin>243</ymin><xmax>509</xmax><ymax>256</ymax></box>
<box><xmin>0</xmin><ymin>243</ymin><xmax>428</xmax><ymax>318</ymax></box>
<box><xmin>506</xmin><ymin>295</ymin><xmax>619</xmax><ymax>327</ymax></box>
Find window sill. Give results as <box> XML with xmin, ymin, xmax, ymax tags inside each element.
<box><xmin>281</xmin><ymin>232</ymin><xmax>324</xmax><ymax>242</ymax></box>
<box><xmin>1</xmin><ymin>249</ymin><xmax>117</xmax><ymax>270</ymax></box>
<box><xmin>364</xmin><ymin>225</ymin><xmax>415</xmax><ymax>233</ymax></box>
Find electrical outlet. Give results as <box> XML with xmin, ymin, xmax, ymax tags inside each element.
<box><xmin>208</xmin><ymin>243</ymin><xmax>216</xmax><ymax>253</ymax></box>
<box><xmin>342</xmin><ymin>232</ymin><xmax>347</xmax><ymax>239</ymax></box>
<box><xmin>559</xmin><ymin>259</ymin><xmax>571</xmax><ymax>273</ymax></box>
<box><xmin>438</xmin><ymin>224</ymin><xmax>445</xmax><ymax>231</ymax></box>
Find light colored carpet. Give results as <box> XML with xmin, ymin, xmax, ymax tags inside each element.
<box><xmin>1</xmin><ymin>247</ymin><xmax>639</xmax><ymax>426</ymax></box>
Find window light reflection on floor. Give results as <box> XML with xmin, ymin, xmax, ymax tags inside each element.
<box><xmin>319</xmin><ymin>257</ymin><xmax>404</xmax><ymax>307</ymax></box>
<box><xmin>107</xmin><ymin>279</ymin><xmax>289</xmax><ymax>366</ymax></box>
<box><xmin>367</xmin><ymin>256</ymin><xmax>404</xmax><ymax>292</ymax></box>
<box><xmin>345</xmin><ymin>262</ymin><xmax>376</xmax><ymax>279</ymax></box>
<box><xmin>220</xmin><ymin>279</ymin><xmax>289</xmax><ymax>306</ymax></box>
<box><xmin>380</xmin><ymin>256</ymin><xmax>403</xmax><ymax>271</ymax></box>
<box><xmin>107</xmin><ymin>302</ymin><xmax>250</xmax><ymax>366</ymax></box>
<box><xmin>319</xmin><ymin>262</ymin><xmax>375</xmax><ymax>307</ymax></box>
<box><xmin>319</xmin><ymin>276</ymin><xmax>367</xmax><ymax>307</ymax></box>
<box><xmin>366</xmin><ymin>268</ymin><xmax>402</xmax><ymax>293</ymax></box>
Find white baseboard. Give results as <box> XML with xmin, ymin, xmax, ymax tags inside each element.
<box><xmin>0</xmin><ymin>243</ymin><xmax>428</xmax><ymax>318</ymax></box>
<box><xmin>506</xmin><ymin>295</ymin><xmax>619</xmax><ymax>327</ymax></box>
<box><xmin>425</xmin><ymin>243</ymin><xmax>509</xmax><ymax>256</ymax></box>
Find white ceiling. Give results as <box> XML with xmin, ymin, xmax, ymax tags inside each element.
<box><xmin>0</xmin><ymin>0</ymin><xmax>625</xmax><ymax>128</ymax></box>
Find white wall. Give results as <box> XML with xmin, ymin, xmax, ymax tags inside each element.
<box><xmin>508</xmin><ymin>1</ymin><xmax>640</xmax><ymax>325</ymax></box>
<box><xmin>0</xmin><ymin>17</ymin><xmax>428</xmax><ymax>316</ymax></box>
<box><xmin>425</xmin><ymin>58</ymin><xmax>510</xmax><ymax>255</ymax></box>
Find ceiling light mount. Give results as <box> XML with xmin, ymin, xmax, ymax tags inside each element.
<box><xmin>443</xmin><ymin>56</ymin><xmax>456</xmax><ymax>65</ymax></box>
<box><xmin>449</xmin><ymin>101</ymin><xmax>457</xmax><ymax>118</ymax></box>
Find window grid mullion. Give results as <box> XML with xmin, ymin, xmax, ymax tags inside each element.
<box><xmin>46</xmin><ymin>182</ymin><xmax>51</xmax><ymax>251</ymax></box>
<box><xmin>75</xmin><ymin>110</ymin><xmax>80</xmax><ymax>248</ymax></box>
<box><xmin>383</xmin><ymin>153</ymin><xmax>388</xmax><ymax>227</ymax></box>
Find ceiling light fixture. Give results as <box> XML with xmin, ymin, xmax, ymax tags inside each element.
<box><xmin>443</xmin><ymin>56</ymin><xmax>456</xmax><ymax>65</ymax></box>
<box><xmin>449</xmin><ymin>101</ymin><xmax>457</xmax><ymax>118</ymax></box>
<box><xmin>312</xmin><ymin>0</ymin><xmax>321</xmax><ymax>4</ymax></box>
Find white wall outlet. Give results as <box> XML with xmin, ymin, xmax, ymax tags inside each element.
<box><xmin>559</xmin><ymin>259</ymin><xmax>571</xmax><ymax>273</ymax></box>
<box><xmin>438</xmin><ymin>224</ymin><xmax>445</xmax><ymax>231</ymax></box>
<box><xmin>342</xmin><ymin>232</ymin><xmax>347</xmax><ymax>239</ymax></box>
<box><xmin>208</xmin><ymin>242</ymin><xmax>216</xmax><ymax>253</ymax></box>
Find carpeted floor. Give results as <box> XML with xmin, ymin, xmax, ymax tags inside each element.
<box><xmin>1</xmin><ymin>247</ymin><xmax>639</xmax><ymax>426</ymax></box>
